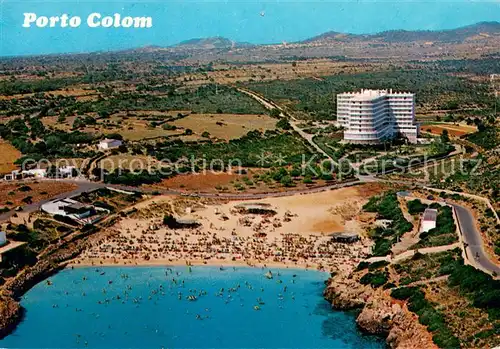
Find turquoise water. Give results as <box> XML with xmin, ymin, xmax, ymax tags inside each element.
<box><xmin>0</xmin><ymin>266</ymin><xmax>384</xmax><ymax>348</ymax></box>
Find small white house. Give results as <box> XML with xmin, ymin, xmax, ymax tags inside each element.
<box><xmin>98</xmin><ymin>139</ymin><xmax>123</xmax><ymax>150</ymax></box>
<box><xmin>22</xmin><ymin>168</ymin><xmax>47</xmax><ymax>178</ymax></box>
<box><xmin>59</xmin><ymin>166</ymin><xmax>76</xmax><ymax>178</ymax></box>
<box><xmin>3</xmin><ymin>170</ymin><xmax>22</xmax><ymax>181</ymax></box>
<box><xmin>0</xmin><ymin>231</ymin><xmax>6</xmax><ymax>247</ymax></box>
<box><xmin>420</xmin><ymin>208</ymin><xmax>438</xmax><ymax>233</ymax></box>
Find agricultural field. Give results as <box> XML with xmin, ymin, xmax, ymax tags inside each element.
<box><xmin>171</xmin><ymin>113</ymin><xmax>277</xmax><ymax>140</ymax></box>
<box><xmin>0</xmin><ymin>142</ymin><xmax>21</xmax><ymax>174</ymax></box>
<box><xmin>43</xmin><ymin>111</ymin><xmax>277</xmax><ymax>142</ymax></box>
<box><xmin>42</xmin><ymin>113</ymin><xmax>184</xmax><ymax>141</ymax></box>
<box><xmin>420</xmin><ymin>122</ymin><xmax>478</xmax><ymax>137</ymax></box>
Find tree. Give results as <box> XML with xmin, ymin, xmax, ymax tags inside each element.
<box><xmin>162</xmin><ymin>123</ymin><xmax>177</xmax><ymax>131</ymax></box>
<box><xmin>276</xmin><ymin>118</ymin><xmax>292</xmax><ymax>130</ymax></box>
<box><xmin>201</xmin><ymin>131</ymin><xmax>210</xmax><ymax>138</ymax></box>
<box><xmin>185</xmin><ymin>129</ymin><xmax>193</xmax><ymax>135</ymax></box>
<box><xmin>280</xmin><ymin>175</ymin><xmax>294</xmax><ymax>187</ymax></box>
<box><xmin>440</xmin><ymin>129</ymin><xmax>450</xmax><ymax>143</ymax></box>
<box><xmin>270</xmin><ymin>108</ymin><xmax>281</xmax><ymax>118</ymax></box>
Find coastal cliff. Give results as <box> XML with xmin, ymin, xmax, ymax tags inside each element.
<box><xmin>0</xmin><ymin>238</ymin><xmax>87</xmax><ymax>339</ymax></box>
<box><xmin>324</xmin><ymin>269</ymin><xmax>437</xmax><ymax>349</ymax></box>
<box><xmin>0</xmin><ymin>295</ymin><xmax>21</xmax><ymax>339</ymax></box>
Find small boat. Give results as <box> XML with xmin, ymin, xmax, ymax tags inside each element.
<box><xmin>264</xmin><ymin>271</ymin><xmax>273</xmax><ymax>279</ymax></box>
<box><xmin>46</xmin><ymin>280</ymin><xmax>53</xmax><ymax>286</ymax></box>
<box><xmin>253</xmin><ymin>305</ymin><xmax>261</xmax><ymax>311</ymax></box>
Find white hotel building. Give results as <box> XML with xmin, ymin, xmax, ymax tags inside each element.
<box><xmin>337</xmin><ymin>89</ymin><xmax>419</xmax><ymax>144</ymax></box>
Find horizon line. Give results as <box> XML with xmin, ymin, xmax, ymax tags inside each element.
<box><xmin>1</xmin><ymin>20</ymin><xmax>499</xmax><ymax>60</ymax></box>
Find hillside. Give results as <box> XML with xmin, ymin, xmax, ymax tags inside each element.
<box><xmin>173</xmin><ymin>37</ymin><xmax>254</xmax><ymax>50</ymax></box>
<box><xmin>302</xmin><ymin>21</ymin><xmax>500</xmax><ymax>44</ymax></box>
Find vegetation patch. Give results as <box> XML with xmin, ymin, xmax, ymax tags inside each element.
<box><xmin>363</xmin><ymin>192</ymin><xmax>413</xmax><ymax>256</ymax></box>
<box><xmin>391</xmin><ymin>286</ymin><xmax>460</xmax><ymax>348</ymax></box>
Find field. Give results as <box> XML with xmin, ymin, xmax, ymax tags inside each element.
<box><xmin>0</xmin><ymin>181</ymin><xmax>78</xmax><ymax>208</ymax></box>
<box><xmin>0</xmin><ymin>142</ymin><xmax>21</xmax><ymax>174</ymax></box>
<box><xmin>150</xmin><ymin>170</ymin><xmax>329</xmax><ymax>194</ymax></box>
<box><xmin>420</xmin><ymin>123</ymin><xmax>477</xmax><ymax>137</ymax></box>
<box><xmin>172</xmin><ymin>113</ymin><xmax>277</xmax><ymax>140</ymax></box>
<box><xmin>174</xmin><ymin>60</ymin><xmax>387</xmax><ymax>85</ymax></box>
<box><xmin>42</xmin><ymin>112</ymin><xmax>276</xmax><ymax>142</ymax></box>
<box><xmin>42</xmin><ymin>113</ymin><xmax>183</xmax><ymax>141</ymax></box>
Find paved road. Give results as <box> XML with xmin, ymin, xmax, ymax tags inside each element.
<box><xmin>450</xmin><ymin>203</ymin><xmax>500</xmax><ymax>276</ymax></box>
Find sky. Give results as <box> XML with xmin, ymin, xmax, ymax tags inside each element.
<box><xmin>0</xmin><ymin>0</ymin><xmax>500</xmax><ymax>56</ymax></box>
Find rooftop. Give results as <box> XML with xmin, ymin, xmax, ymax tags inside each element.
<box><xmin>339</xmin><ymin>89</ymin><xmax>414</xmax><ymax>100</ymax></box>
<box><xmin>423</xmin><ymin>208</ymin><xmax>438</xmax><ymax>222</ymax></box>
<box><xmin>100</xmin><ymin>138</ymin><xmax>121</xmax><ymax>144</ymax></box>
<box><xmin>41</xmin><ymin>198</ymin><xmax>91</xmax><ymax>216</ymax></box>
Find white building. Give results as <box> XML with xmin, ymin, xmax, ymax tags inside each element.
<box><xmin>22</xmin><ymin>169</ymin><xmax>47</xmax><ymax>178</ymax></box>
<box><xmin>337</xmin><ymin>89</ymin><xmax>419</xmax><ymax>144</ymax></box>
<box><xmin>98</xmin><ymin>139</ymin><xmax>123</xmax><ymax>150</ymax></box>
<box><xmin>420</xmin><ymin>208</ymin><xmax>438</xmax><ymax>233</ymax></box>
<box><xmin>41</xmin><ymin>198</ymin><xmax>108</xmax><ymax>225</ymax></box>
<box><xmin>3</xmin><ymin>169</ymin><xmax>46</xmax><ymax>181</ymax></box>
<box><xmin>0</xmin><ymin>231</ymin><xmax>6</xmax><ymax>246</ymax></box>
<box><xmin>58</xmin><ymin>166</ymin><xmax>76</xmax><ymax>178</ymax></box>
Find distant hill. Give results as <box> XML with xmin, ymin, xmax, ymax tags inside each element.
<box><xmin>301</xmin><ymin>21</ymin><xmax>500</xmax><ymax>44</ymax></box>
<box><xmin>172</xmin><ymin>37</ymin><xmax>254</xmax><ymax>50</ymax></box>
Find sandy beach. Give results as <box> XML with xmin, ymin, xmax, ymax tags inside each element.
<box><xmin>71</xmin><ymin>184</ymin><xmax>386</xmax><ymax>273</ymax></box>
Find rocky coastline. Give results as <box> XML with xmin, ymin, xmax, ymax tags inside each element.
<box><xmin>323</xmin><ymin>269</ymin><xmax>437</xmax><ymax>349</ymax></box>
<box><xmin>0</xmin><ymin>236</ymin><xmax>88</xmax><ymax>339</ymax></box>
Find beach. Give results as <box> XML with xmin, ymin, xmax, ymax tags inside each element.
<box><xmin>71</xmin><ymin>184</ymin><xmax>385</xmax><ymax>273</ymax></box>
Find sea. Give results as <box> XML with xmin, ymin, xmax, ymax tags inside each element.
<box><xmin>0</xmin><ymin>266</ymin><xmax>384</xmax><ymax>348</ymax></box>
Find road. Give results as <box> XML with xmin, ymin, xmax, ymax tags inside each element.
<box><xmin>397</xmin><ymin>191</ymin><xmax>500</xmax><ymax>277</ymax></box>
<box><xmin>451</xmin><ymin>203</ymin><xmax>500</xmax><ymax>276</ymax></box>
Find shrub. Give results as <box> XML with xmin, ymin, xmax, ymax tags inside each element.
<box><xmin>355</xmin><ymin>261</ymin><xmax>370</xmax><ymax>271</ymax></box>
<box><xmin>359</xmin><ymin>271</ymin><xmax>388</xmax><ymax>288</ymax></box>
<box><xmin>407</xmin><ymin>199</ymin><xmax>428</xmax><ymax>215</ymax></box>
<box><xmin>368</xmin><ymin>260</ymin><xmax>390</xmax><ymax>271</ymax></box>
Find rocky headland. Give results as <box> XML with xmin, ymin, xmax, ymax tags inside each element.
<box><xmin>324</xmin><ymin>268</ymin><xmax>437</xmax><ymax>349</ymax></box>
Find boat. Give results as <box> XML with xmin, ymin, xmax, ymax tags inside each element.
<box><xmin>253</xmin><ymin>305</ymin><xmax>261</xmax><ymax>311</ymax></box>
<box><xmin>264</xmin><ymin>271</ymin><xmax>273</xmax><ymax>279</ymax></box>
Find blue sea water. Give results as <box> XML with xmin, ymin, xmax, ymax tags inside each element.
<box><xmin>0</xmin><ymin>266</ymin><xmax>384</xmax><ymax>348</ymax></box>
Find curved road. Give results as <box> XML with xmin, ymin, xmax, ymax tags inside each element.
<box><xmin>398</xmin><ymin>191</ymin><xmax>500</xmax><ymax>277</ymax></box>
<box><xmin>451</xmin><ymin>203</ymin><xmax>500</xmax><ymax>276</ymax></box>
